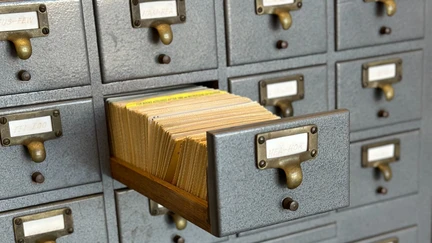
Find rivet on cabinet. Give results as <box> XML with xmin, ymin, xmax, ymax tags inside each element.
<box><xmin>0</xmin><ymin>4</ymin><xmax>50</xmax><ymax>60</ymax></box>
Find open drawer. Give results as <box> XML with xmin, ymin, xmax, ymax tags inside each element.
<box><xmin>110</xmin><ymin>109</ymin><xmax>350</xmax><ymax>237</ymax></box>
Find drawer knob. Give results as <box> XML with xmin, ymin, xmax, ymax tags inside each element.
<box><xmin>378</xmin><ymin>83</ymin><xmax>395</xmax><ymax>101</ymax></box>
<box><xmin>158</xmin><ymin>54</ymin><xmax>171</xmax><ymax>64</ymax></box>
<box><xmin>32</xmin><ymin>172</ymin><xmax>45</xmax><ymax>184</ymax></box>
<box><xmin>155</xmin><ymin>24</ymin><xmax>174</xmax><ymax>45</ymax></box>
<box><xmin>376</xmin><ymin>186</ymin><xmax>388</xmax><ymax>195</ymax></box>
<box><xmin>173</xmin><ymin>235</ymin><xmax>185</xmax><ymax>243</ymax></box>
<box><xmin>377</xmin><ymin>110</ymin><xmax>389</xmax><ymax>118</ymax></box>
<box><xmin>276</xmin><ymin>40</ymin><xmax>289</xmax><ymax>49</ymax></box>
<box><xmin>365</xmin><ymin>0</ymin><xmax>397</xmax><ymax>17</ymax></box>
<box><xmin>282</xmin><ymin>197</ymin><xmax>299</xmax><ymax>211</ymax></box>
<box><xmin>380</xmin><ymin>26</ymin><xmax>392</xmax><ymax>35</ymax></box>
<box><xmin>377</xmin><ymin>163</ymin><xmax>392</xmax><ymax>181</ymax></box>
<box><xmin>8</xmin><ymin>36</ymin><xmax>32</xmax><ymax>60</ymax></box>
<box><xmin>18</xmin><ymin>70</ymin><xmax>32</xmax><ymax>81</ymax></box>
<box><xmin>169</xmin><ymin>212</ymin><xmax>187</xmax><ymax>230</ymax></box>
<box><xmin>24</xmin><ymin>140</ymin><xmax>46</xmax><ymax>163</ymax></box>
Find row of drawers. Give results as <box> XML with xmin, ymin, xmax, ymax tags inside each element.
<box><xmin>0</xmin><ymin>193</ymin><xmax>418</xmax><ymax>242</ymax></box>
<box><xmin>0</xmin><ymin>0</ymin><xmax>425</xmax><ymax>89</ymax></box>
<box><xmin>0</xmin><ymin>97</ymin><xmax>420</xmax><ymax>233</ymax></box>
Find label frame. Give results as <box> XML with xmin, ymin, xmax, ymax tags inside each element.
<box><xmin>256</xmin><ymin>0</ymin><xmax>302</xmax><ymax>15</ymax></box>
<box><xmin>0</xmin><ymin>109</ymin><xmax>62</xmax><ymax>147</ymax></box>
<box><xmin>259</xmin><ymin>74</ymin><xmax>305</xmax><ymax>107</ymax></box>
<box><xmin>362</xmin><ymin>58</ymin><xmax>403</xmax><ymax>88</ymax></box>
<box><xmin>130</xmin><ymin>0</ymin><xmax>186</xmax><ymax>28</ymax></box>
<box><xmin>0</xmin><ymin>3</ymin><xmax>49</xmax><ymax>40</ymax></box>
<box><xmin>13</xmin><ymin>208</ymin><xmax>73</xmax><ymax>243</ymax></box>
<box><xmin>361</xmin><ymin>139</ymin><xmax>401</xmax><ymax>168</ymax></box>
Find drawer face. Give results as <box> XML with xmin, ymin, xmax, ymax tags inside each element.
<box><xmin>207</xmin><ymin>110</ymin><xmax>349</xmax><ymax>236</ymax></box>
<box><xmin>229</xmin><ymin>65</ymin><xmax>328</xmax><ymax>117</ymax></box>
<box><xmin>349</xmin><ymin>131</ymin><xmax>419</xmax><ymax>208</ymax></box>
<box><xmin>115</xmin><ymin>190</ymin><xmax>227</xmax><ymax>243</ymax></box>
<box><xmin>0</xmin><ymin>0</ymin><xmax>90</xmax><ymax>96</ymax></box>
<box><xmin>337</xmin><ymin>195</ymin><xmax>418</xmax><ymax>242</ymax></box>
<box><xmin>0</xmin><ymin>99</ymin><xmax>101</xmax><ymax>199</ymax></box>
<box><xmin>337</xmin><ymin>50</ymin><xmax>423</xmax><ymax>132</ymax></box>
<box><xmin>260</xmin><ymin>223</ymin><xmax>336</xmax><ymax>243</ymax></box>
<box><xmin>336</xmin><ymin>0</ymin><xmax>425</xmax><ymax>50</ymax></box>
<box><xmin>356</xmin><ymin>226</ymin><xmax>417</xmax><ymax>243</ymax></box>
<box><xmin>95</xmin><ymin>0</ymin><xmax>217</xmax><ymax>83</ymax></box>
<box><xmin>225</xmin><ymin>0</ymin><xmax>327</xmax><ymax>66</ymax></box>
<box><xmin>0</xmin><ymin>195</ymin><xmax>108</xmax><ymax>242</ymax></box>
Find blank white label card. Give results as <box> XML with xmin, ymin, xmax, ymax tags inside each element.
<box><xmin>263</xmin><ymin>0</ymin><xmax>295</xmax><ymax>7</ymax></box>
<box><xmin>23</xmin><ymin>215</ymin><xmax>65</xmax><ymax>237</ymax></box>
<box><xmin>368</xmin><ymin>144</ymin><xmax>395</xmax><ymax>162</ymax></box>
<box><xmin>368</xmin><ymin>63</ymin><xmax>396</xmax><ymax>82</ymax></box>
<box><xmin>266</xmin><ymin>80</ymin><xmax>298</xmax><ymax>99</ymax></box>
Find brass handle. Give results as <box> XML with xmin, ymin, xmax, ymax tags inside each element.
<box><xmin>276</xmin><ymin>101</ymin><xmax>294</xmax><ymax>117</ymax></box>
<box><xmin>281</xmin><ymin>161</ymin><xmax>303</xmax><ymax>189</ymax></box>
<box><xmin>274</xmin><ymin>10</ymin><xmax>292</xmax><ymax>30</ymax></box>
<box><xmin>155</xmin><ymin>24</ymin><xmax>173</xmax><ymax>45</ymax></box>
<box><xmin>169</xmin><ymin>212</ymin><xmax>187</xmax><ymax>230</ymax></box>
<box><xmin>8</xmin><ymin>36</ymin><xmax>32</xmax><ymax>60</ymax></box>
<box><xmin>24</xmin><ymin>140</ymin><xmax>46</xmax><ymax>163</ymax></box>
<box><xmin>378</xmin><ymin>83</ymin><xmax>394</xmax><ymax>101</ymax></box>
<box><xmin>379</xmin><ymin>0</ymin><xmax>397</xmax><ymax>16</ymax></box>
<box><xmin>377</xmin><ymin>163</ymin><xmax>392</xmax><ymax>181</ymax></box>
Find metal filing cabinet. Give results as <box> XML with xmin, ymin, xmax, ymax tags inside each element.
<box><xmin>0</xmin><ymin>0</ymin><xmax>430</xmax><ymax>242</ymax></box>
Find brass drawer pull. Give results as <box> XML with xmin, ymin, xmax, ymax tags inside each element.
<box><xmin>256</xmin><ymin>0</ymin><xmax>303</xmax><ymax>30</ymax></box>
<box><xmin>362</xmin><ymin>139</ymin><xmax>400</xmax><ymax>181</ymax></box>
<box><xmin>149</xmin><ymin>200</ymin><xmax>188</xmax><ymax>230</ymax></box>
<box><xmin>364</xmin><ymin>0</ymin><xmax>397</xmax><ymax>17</ymax></box>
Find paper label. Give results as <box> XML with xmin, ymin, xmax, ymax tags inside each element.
<box><xmin>368</xmin><ymin>63</ymin><xmax>396</xmax><ymax>82</ymax></box>
<box><xmin>23</xmin><ymin>215</ymin><xmax>65</xmax><ymax>237</ymax></box>
<box><xmin>126</xmin><ymin>90</ymin><xmax>227</xmax><ymax>108</ymax></box>
<box><xmin>266</xmin><ymin>133</ymin><xmax>308</xmax><ymax>159</ymax></box>
<box><xmin>266</xmin><ymin>80</ymin><xmax>298</xmax><ymax>99</ymax></box>
<box><xmin>367</xmin><ymin>144</ymin><xmax>395</xmax><ymax>162</ymax></box>
<box><xmin>140</xmin><ymin>1</ymin><xmax>178</xmax><ymax>20</ymax></box>
<box><xmin>9</xmin><ymin>116</ymin><xmax>53</xmax><ymax>138</ymax></box>
<box><xmin>263</xmin><ymin>0</ymin><xmax>295</xmax><ymax>7</ymax></box>
<box><xmin>0</xmin><ymin>11</ymin><xmax>39</xmax><ymax>32</ymax></box>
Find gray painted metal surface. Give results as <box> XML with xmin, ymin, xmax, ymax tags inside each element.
<box><xmin>0</xmin><ymin>0</ymin><xmax>90</xmax><ymax>96</ymax></box>
<box><xmin>0</xmin><ymin>99</ymin><xmax>101</xmax><ymax>199</ymax></box>
<box><xmin>229</xmin><ymin>65</ymin><xmax>328</xmax><ymax>117</ymax></box>
<box><xmin>0</xmin><ymin>0</ymin><xmax>430</xmax><ymax>242</ymax></box>
<box><xmin>0</xmin><ymin>195</ymin><xmax>108</xmax><ymax>242</ymax></box>
<box><xmin>337</xmin><ymin>50</ymin><xmax>423</xmax><ymax>132</ymax></box>
<box><xmin>336</xmin><ymin>0</ymin><xmax>425</xmax><ymax>50</ymax></box>
<box><xmin>225</xmin><ymin>0</ymin><xmax>327</xmax><ymax>65</ymax></box>
<box><xmin>115</xmin><ymin>190</ymin><xmax>227</xmax><ymax>243</ymax></box>
<box><xmin>207</xmin><ymin>110</ymin><xmax>349</xmax><ymax>236</ymax></box>
<box><xmin>94</xmin><ymin>0</ymin><xmax>218</xmax><ymax>83</ymax></box>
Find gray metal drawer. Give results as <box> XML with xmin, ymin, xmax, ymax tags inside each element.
<box><xmin>225</xmin><ymin>0</ymin><xmax>327</xmax><ymax>66</ymax></box>
<box><xmin>349</xmin><ymin>130</ymin><xmax>419</xmax><ymax>209</ymax></box>
<box><xmin>355</xmin><ymin>226</ymin><xmax>417</xmax><ymax>243</ymax></box>
<box><xmin>337</xmin><ymin>195</ymin><xmax>418</xmax><ymax>242</ymax></box>
<box><xmin>95</xmin><ymin>0</ymin><xmax>217</xmax><ymax>83</ymax></box>
<box><xmin>259</xmin><ymin>224</ymin><xmax>336</xmax><ymax>243</ymax></box>
<box><xmin>115</xmin><ymin>189</ymin><xmax>227</xmax><ymax>243</ymax></box>
<box><xmin>112</xmin><ymin>110</ymin><xmax>350</xmax><ymax>236</ymax></box>
<box><xmin>336</xmin><ymin>50</ymin><xmax>423</xmax><ymax>132</ymax></box>
<box><xmin>0</xmin><ymin>0</ymin><xmax>90</xmax><ymax>96</ymax></box>
<box><xmin>336</xmin><ymin>0</ymin><xmax>425</xmax><ymax>50</ymax></box>
<box><xmin>0</xmin><ymin>99</ymin><xmax>101</xmax><ymax>200</ymax></box>
<box><xmin>229</xmin><ymin>65</ymin><xmax>328</xmax><ymax>117</ymax></box>
<box><xmin>0</xmin><ymin>195</ymin><xmax>108</xmax><ymax>242</ymax></box>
